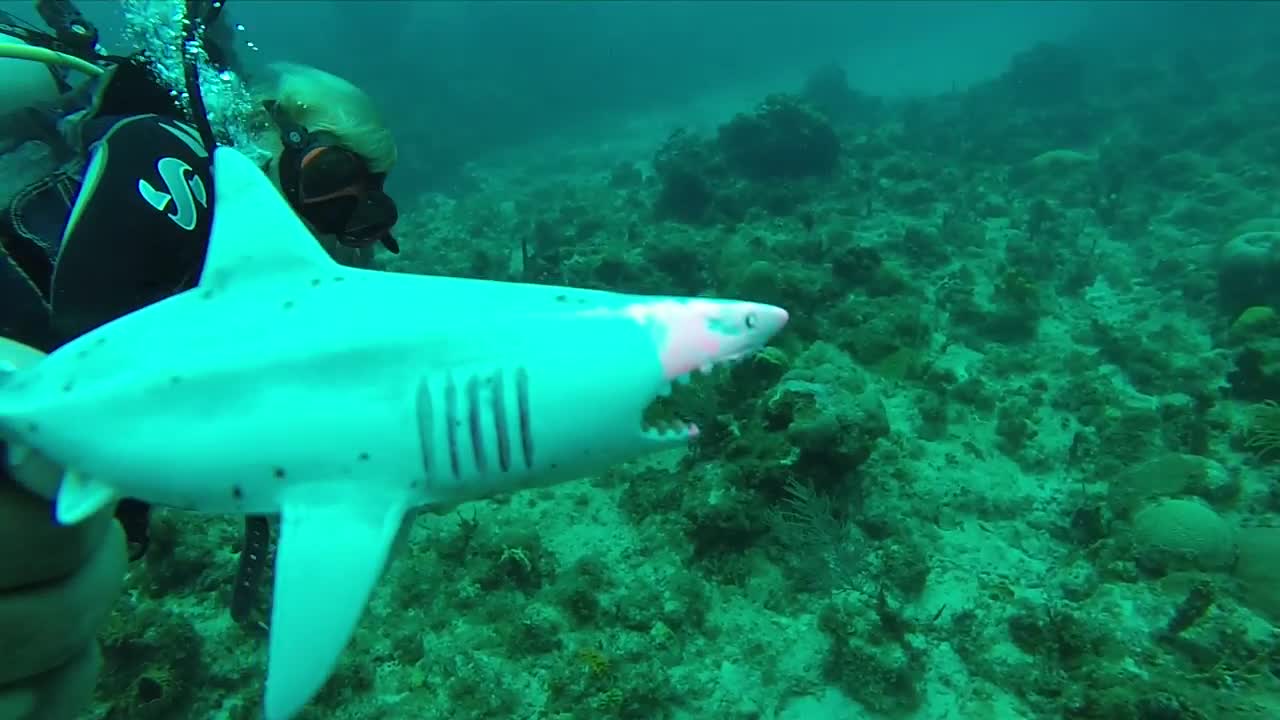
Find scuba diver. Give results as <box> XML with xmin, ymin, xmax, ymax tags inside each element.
<box><xmin>0</xmin><ymin>2</ymin><xmax>402</xmax><ymax>716</ymax></box>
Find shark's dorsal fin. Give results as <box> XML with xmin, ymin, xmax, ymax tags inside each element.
<box><xmin>200</xmin><ymin>147</ymin><xmax>335</xmax><ymax>293</ymax></box>
<box><xmin>263</xmin><ymin>483</ymin><xmax>408</xmax><ymax>720</ymax></box>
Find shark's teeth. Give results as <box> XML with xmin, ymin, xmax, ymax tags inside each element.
<box><xmin>643</xmin><ymin>420</ymin><xmax>694</xmax><ymax>438</ymax></box>
<box><xmin>645</xmin><ymin>361</ymin><xmax>722</xmax><ymax>437</ymax></box>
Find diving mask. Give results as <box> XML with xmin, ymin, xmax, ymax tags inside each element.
<box><xmin>266</xmin><ymin>101</ymin><xmax>400</xmax><ymax>253</ymax></box>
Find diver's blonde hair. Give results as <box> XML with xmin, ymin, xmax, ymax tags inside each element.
<box><xmin>256</xmin><ymin>62</ymin><xmax>397</xmax><ymax>173</ymax></box>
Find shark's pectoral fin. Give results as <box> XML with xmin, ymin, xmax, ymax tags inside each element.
<box><xmin>54</xmin><ymin>470</ymin><xmax>117</xmax><ymax>524</ymax></box>
<box><xmin>391</xmin><ymin>507</ymin><xmax>421</xmax><ymax>560</ymax></box>
<box><xmin>264</xmin><ymin>483</ymin><xmax>408</xmax><ymax>720</ymax></box>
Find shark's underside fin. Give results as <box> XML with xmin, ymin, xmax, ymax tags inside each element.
<box><xmin>54</xmin><ymin>470</ymin><xmax>117</xmax><ymax>524</ymax></box>
<box><xmin>4</xmin><ymin>443</ymin><xmax>29</xmax><ymax>466</ymax></box>
<box><xmin>263</xmin><ymin>483</ymin><xmax>408</xmax><ymax>720</ymax></box>
<box><xmin>201</xmin><ymin>147</ymin><xmax>336</xmax><ymax>293</ymax></box>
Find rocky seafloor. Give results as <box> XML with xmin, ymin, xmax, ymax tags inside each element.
<box><xmin>87</xmin><ymin>32</ymin><xmax>1280</xmax><ymax>720</ymax></box>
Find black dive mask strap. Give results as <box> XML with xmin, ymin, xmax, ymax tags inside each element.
<box><xmin>264</xmin><ymin>100</ymin><xmax>308</xmax><ymax>208</ymax></box>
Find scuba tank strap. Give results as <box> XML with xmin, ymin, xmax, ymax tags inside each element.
<box><xmin>34</xmin><ymin>0</ymin><xmax>100</xmax><ymax>62</ymax></box>
<box><xmin>0</xmin><ymin>2</ymin><xmax>103</xmax><ymax>91</ymax></box>
<box><xmin>182</xmin><ymin>0</ymin><xmax>217</xmax><ymax>154</ymax></box>
<box><xmin>0</xmin><ymin>13</ymin><xmax>54</xmax><ymax>47</ymax></box>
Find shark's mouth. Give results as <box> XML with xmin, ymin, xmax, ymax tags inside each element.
<box><xmin>642</xmin><ymin>372</ymin><xmax>698</xmax><ymax>437</ymax></box>
<box><xmin>641</xmin><ymin>349</ymin><xmax>761</xmax><ymax>439</ymax></box>
<box><xmin>642</xmin><ymin>358</ymin><xmax>737</xmax><ymax>438</ymax></box>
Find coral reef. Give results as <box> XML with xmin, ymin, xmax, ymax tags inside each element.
<box><xmin>85</xmin><ymin>10</ymin><xmax>1280</xmax><ymax>720</ymax></box>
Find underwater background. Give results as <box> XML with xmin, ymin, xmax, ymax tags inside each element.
<box><xmin>3</xmin><ymin>0</ymin><xmax>1280</xmax><ymax>718</ymax></box>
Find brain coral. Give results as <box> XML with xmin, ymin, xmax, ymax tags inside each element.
<box><xmin>1131</xmin><ymin>498</ymin><xmax>1236</xmax><ymax>573</ymax></box>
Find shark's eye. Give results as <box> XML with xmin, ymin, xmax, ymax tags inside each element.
<box><xmin>744</xmin><ymin>312</ymin><xmax>758</xmax><ymax>329</ymax></box>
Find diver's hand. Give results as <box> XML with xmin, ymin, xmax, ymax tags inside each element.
<box><xmin>0</xmin><ymin>338</ymin><xmax>126</xmax><ymax>720</ymax></box>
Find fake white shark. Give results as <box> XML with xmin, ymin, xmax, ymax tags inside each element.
<box><xmin>0</xmin><ymin>147</ymin><xmax>788</xmax><ymax>719</ymax></box>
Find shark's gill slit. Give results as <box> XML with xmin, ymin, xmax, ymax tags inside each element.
<box><xmin>445</xmin><ymin>372</ymin><xmax>461</xmax><ymax>479</ymax></box>
<box><xmin>516</xmin><ymin>367</ymin><xmax>533</xmax><ymax>469</ymax></box>
<box><xmin>414</xmin><ymin>377</ymin><xmax>433</xmax><ymax>476</ymax></box>
<box><xmin>466</xmin><ymin>375</ymin><xmax>486</xmax><ymax>472</ymax></box>
<box><xmin>491</xmin><ymin>369</ymin><xmax>511</xmax><ymax>472</ymax></box>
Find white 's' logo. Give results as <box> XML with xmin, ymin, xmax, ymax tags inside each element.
<box><xmin>138</xmin><ymin>157</ymin><xmax>208</xmax><ymax>231</ymax></box>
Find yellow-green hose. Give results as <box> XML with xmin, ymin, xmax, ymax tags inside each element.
<box><xmin>0</xmin><ymin>42</ymin><xmax>103</xmax><ymax>78</ymax></box>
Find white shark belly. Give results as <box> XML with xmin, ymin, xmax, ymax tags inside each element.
<box><xmin>4</xmin><ymin>289</ymin><xmax>435</xmax><ymax>512</ymax></box>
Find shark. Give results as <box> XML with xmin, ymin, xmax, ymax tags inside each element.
<box><xmin>0</xmin><ymin>146</ymin><xmax>788</xmax><ymax>719</ymax></box>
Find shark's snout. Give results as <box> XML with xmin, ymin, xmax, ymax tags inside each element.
<box><xmin>636</xmin><ymin>298</ymin><xmax>788</xmax><ymax>444</ymax></box>
<box><xmin>650</xmin><ymin>298</ymin><xmax>789</xmax><ymax>381</ymax></box>
<box><xmin>746</xmin><ymin>304</ymin><xmax>789</xmax><ymax>350</ymax></box>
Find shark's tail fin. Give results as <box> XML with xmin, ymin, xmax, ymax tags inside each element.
<box><xmin>0</xmin><ymin>337</ymin><xmax>46</xmax><ymax>460</ymax></box>
<box><xmin>0</xmin><ymin>338</ymin><xmax>46</xmax><ymax>369</ymax></box>
<box><xmin>0</xmin><ymin>352</ymin><xmax>23</xmax><ymax>388</ymax></box>
<box><xmin>0</xmin><ymin>366</ymin><xmax>13</xmax><ymax>470</ymax></box>
<box><xmin>0</xmin><ymin>337</ymin><xmax>39</xmax><ymax>445</ymax></box>
<box><xmin>0</xmin><ymin>337</ymin><xmax>119</xmax><ymax>522</ymax></box>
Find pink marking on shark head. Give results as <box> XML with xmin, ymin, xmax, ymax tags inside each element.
<box><xmin>619</xmin><ymin>298</ymin><xmax>789</xmax><ymax>381</ymax></box>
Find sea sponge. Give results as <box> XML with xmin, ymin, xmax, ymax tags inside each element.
<box><xmin>1216</xmin><ymin>221</ymin><xmax>1280</xmax><ymax>314</ymax></box>
<box><xmin>1131</xmin><ymin>498</ymin><xmax>1235</xmax><ymax>573</ymax></box>
<box><xmin>1028</xmin><ymin>148</ymin><xmax>1096</xmax><ymax>173</ymax></box>
<box><xmin>1232</xmin><ymin>526</ymin><xmax>1280</xmax><ymax>621</ymax></box>
<box><xmin>1106</xmin><ymin>454</ymin><xmax>1237</xmax><ymax>519</ymax></box>
<box><xmin>1228</xmin><ymin>305</ymin><xmax>1280</xmax><ymax>344</ymax></box>
<box><xmin>717</xmin><ymin>94</ymin><xmax>840</xmax><ymax>181</ymax></box>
